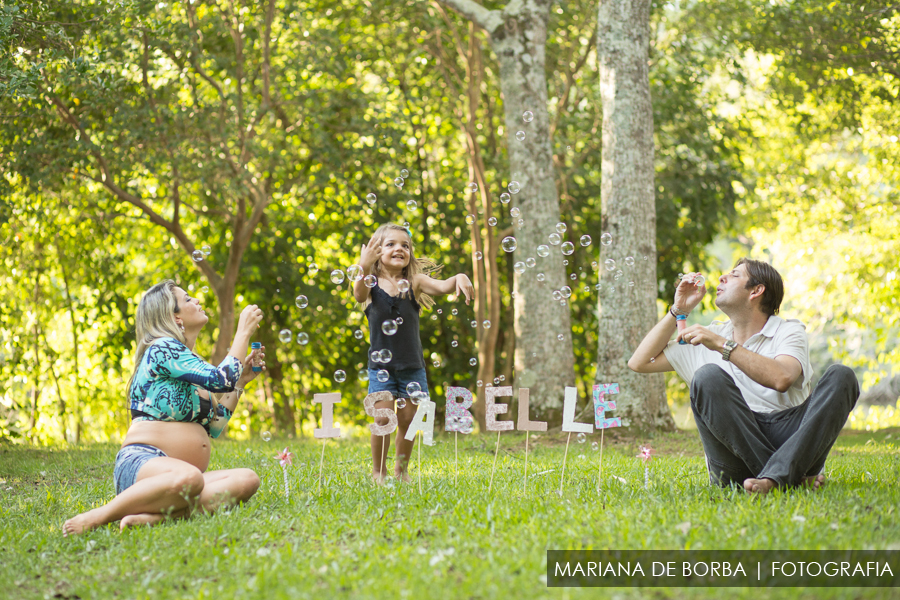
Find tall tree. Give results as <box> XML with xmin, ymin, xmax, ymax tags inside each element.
<box><xmin>596</xmin><ymin>0</ymin><xmax>673</xmax><ymax>430</ymax></box>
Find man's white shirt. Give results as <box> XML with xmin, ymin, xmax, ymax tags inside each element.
<box><xmin>663</xmin><ymin>315</ymin><xmax>813</xmax><ymax>414</ymax></box>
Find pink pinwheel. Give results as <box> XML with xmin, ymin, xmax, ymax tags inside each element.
<box><xmin>638</xmin><ymin>445</ymin><xmax>653</xmax><ymax>463</ymax></box>
<box><xmin>276</xmin><ymin>448</ymin><xmax>293</xmax><ymax>467</ymax></box>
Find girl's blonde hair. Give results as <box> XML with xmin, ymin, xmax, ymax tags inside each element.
<box><xmin>126</xmin><ymin>280</ymin><xmax>187</xmax><ymax>396</ymax></box>
<box><xmin>368</xmin><ymin>224</ymin><xmax>441</xmax><ymax>310</ymax></box>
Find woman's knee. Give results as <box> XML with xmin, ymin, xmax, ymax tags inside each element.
<box><xmin>240</xmin><ymin>469</ymin><xmax>261</xmax><ymax>498</ymax></box>
<box><xmin>170</xmin><ymin>467</ymin><xmax>205</xmax><ymax>498</ymax></box>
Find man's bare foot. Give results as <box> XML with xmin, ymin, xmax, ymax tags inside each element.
<box><xmin>743</xmin><ymin>477</ymin><xmax>777</xmax><ymax>494</ymax></box>
<box><xmin>62</xmin><ymin>508</ymin><xmax>108</xmax><ymax>537</ymax></box>
<box><xmin>801</xmin><ymin>474</ymin><xmax>826</xmax><ymax>490</ymax></box>
<box><xmin>120</xmin><ymin>513</ymin><xmax>165</xmax><ymax>532</ymax></box>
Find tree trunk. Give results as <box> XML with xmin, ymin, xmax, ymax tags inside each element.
<box><xmin>596</xmin><ymin>0</ymin><xmax>673</xmax><ymax>431</ymax></box>
<box><xmin>490</xmin><ymin>1</ymin><xmax>575</xmax><ymax>424</ymax></box>
<box><xmin>55</xmin><ymin>236</ymin><xmax>81</xmax><ymax>443</ymax></box>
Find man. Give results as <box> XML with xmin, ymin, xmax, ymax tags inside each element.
<box><xmin>627</xmin><ymin>258</ymin><xmax>859</xmax><ymax>493</ymax></box>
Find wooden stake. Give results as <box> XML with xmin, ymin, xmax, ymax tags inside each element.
<box><xmin>597</xmin><ymin>428</ymin><xmax>605</xmax><ymax>492</ymax></box>
<box><xmin>380</xmin><ymin>433</ymin><xmax>387</xmax><ymax>481</ymax></box>
<box><xmin>454</xmin><ymin>431</ymin><xmax>458</xmax><ymax>486</ymax></box>
<box><xmin>318</xmin><ymin>438</ymin><xmax>326</xmax><ymax>492</ymax></box>
<box><xmin>559</xmin><ymin>432</ymin><xmax>572</xmax><ymax>496</ymax></box>
<box><xmin>523</xmin><ymin>430</ymin><xmax>530</xmax><ymax>494</ymax></box>
<box><xmin>417</xmin><ymin>431</ymin><xmax>422</xmax><ymax>494</ymax></box>
<box><xmin>488</xmin><ymin>430</ymin><xmax>501</xmax><ymax>493</ymax></box>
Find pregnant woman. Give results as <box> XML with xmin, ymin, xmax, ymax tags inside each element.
<box><xmin>63</xmin><ymin>280</ymin><xmax>265</xmax><ymax>534</ymax></box>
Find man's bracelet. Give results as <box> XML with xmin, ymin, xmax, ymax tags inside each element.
<box><xmin>669</xmin><ymin>306</ymin><xmax>688</xmax><ymax>319</ymax></box>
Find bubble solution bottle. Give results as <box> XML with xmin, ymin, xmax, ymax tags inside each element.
<box><xmin>676</xmin><ymin>314</ymin><xmax>688</xmax><ymax>345</ymax></box>
<box><xmin>251</xmin><ymin>342</ymin><xmax>262</xmax><ymax>372</ymax></box>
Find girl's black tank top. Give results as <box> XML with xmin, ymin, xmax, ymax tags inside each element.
<box><xmin>365</xmin><ymin>281</ymin><xmax>426</xmax><ymax>371</ymax></box>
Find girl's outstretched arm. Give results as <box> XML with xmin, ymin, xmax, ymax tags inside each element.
<box><xmin>353</xmin><ymin>240</ymin><xmax>381</xmax><ymax>303</ymax></box>
<box><xmin>415</xmin><ymin>273</ymin><xmax>475</xmax><ymax>304</ymax></box>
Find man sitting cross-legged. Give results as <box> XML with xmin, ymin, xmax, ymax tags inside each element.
<box><xmin>627</xmin><ymin>258</ymin><xmax>859</xmax><ymax>493</ymax></box>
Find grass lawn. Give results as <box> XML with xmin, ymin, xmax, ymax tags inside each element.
<box><xmin>1</xmin><ymin>427</ymin><xmax>898</xmax><ymax>599</ymax></box>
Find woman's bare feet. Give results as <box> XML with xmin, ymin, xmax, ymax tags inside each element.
<box><xmin>62</xmin><ymin>508</ymin><xmax>109</xmax><ymax>537</ymax></box>
<box><xmin>743</xmin><ymin>477</ymin><xmax>777</xmax><ymax>494</ymax></box>
<box><xmin>120</xmin><ymin>513</ymin><xmax>166</xmax><ymax>531</ymax></box>
<box><xmin>371</xmin><ymin>472</ymin><xmax>386</xmax><ymax>486</ymax></box>
<box><xmin>395</xmin><ymin>471</ymin><xmax>413</xmax><ymax>484</ymax></box>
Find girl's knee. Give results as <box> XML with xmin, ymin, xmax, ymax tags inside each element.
<box><xmin>171</xmin><ymin>467</ymin><xmax>205</xmax><ymax>497</ymax></box>
<box><xmin>240</xmin><ymin>469</ymin><xmax>261</xmax><ymax>498</ymax></box>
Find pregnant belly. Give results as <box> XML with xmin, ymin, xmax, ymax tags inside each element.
<box><xmin>122</xmin><ymin>421</ymin><xmax>212</xmax><ymax>472</ymax></box>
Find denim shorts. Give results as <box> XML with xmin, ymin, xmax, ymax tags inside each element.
<box><xmin>113</xmin><ymin>443</ymin><xmax>168</xmax><ymax>495</ymax></box>
<box><xmin>367</xmin><ymin>367</ymin><xmax>430</xmax><ymax>399</ymax></box>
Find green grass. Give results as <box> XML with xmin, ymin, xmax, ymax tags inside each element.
<box><xmin>1</xmin><ymin>428</ymin><xmax>899</xmax><ymax>599</ymax></box>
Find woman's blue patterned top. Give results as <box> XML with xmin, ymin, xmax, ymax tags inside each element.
<box><xmin>128</xmin><ymin>337</ymin><xmax>242</xmax><ymax>437</ymax></box>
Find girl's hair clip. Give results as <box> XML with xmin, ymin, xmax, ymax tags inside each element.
<box><xmin>403</xmin><ymin>226</ymin><xmax>413</xmax><ymax>238</ymax></box>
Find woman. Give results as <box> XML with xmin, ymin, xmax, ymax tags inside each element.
<box><xmin>63</xmin><ymin>280</ymin><xmax>265</xmax><ymax>535</ymax></box>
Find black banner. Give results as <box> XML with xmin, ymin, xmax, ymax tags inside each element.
<box><xmin>547</xmin><ymin>550</ymin><xmax>899</xmax><ymax>587</ymax></box>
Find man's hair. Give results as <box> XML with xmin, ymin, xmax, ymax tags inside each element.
<box><xmin>734</xmin><ymin>258</ymin><xmax>784</xmax><ymax>316</ymax></box>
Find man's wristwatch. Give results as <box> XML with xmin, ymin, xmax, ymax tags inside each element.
<box><xmin>721</xmin><ymin>340</ymin><xmax>738</xmax><ymax>362</ymax></box>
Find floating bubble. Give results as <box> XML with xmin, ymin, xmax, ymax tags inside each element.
<box><xmin>482</xmin><ymin>320</ymin><xmax>491</xmax><ymax>329</ymax></box>
<box><xmin>347</xmin><ymin>265</ymin><xmax>364</xmax><ymax>282</ymax></box>
<box><xmin>474</xmin><ymin>251</ymin><xmax>483</xmax><ymax>261</ymax></box>
<box><xmin>451</xmin><ymin>309</ymin><xmax>458</xmax><ymax>316</ymax></box>
<box><xmin>625</xmin><ymin>256</ymin><xmax>635</xmax><ymax>266</ymax></box>
<box><xmin>381</xmin><ymin>349</ymin><xmax>393</xmax><ymax>363</ymax></box>
<box><xmin>331</xmin><ymin>269</ymin><xmax>345</xmax><ymax>285</ymax></box>
<box><xmin>560</xmin><ymin>286</ymin><xmax>572</xmax><ymax>298</ymax></box>
<box><xmin>411</xmin><ymin>391</ymin><xmax>427</xmax><ymax>406</ymax></box>
<box><xmin>580</xmin><ymin>235</ymin><xmax>592</xmax><ymax>247</ymax></box>
<box><xmin>461</xmin><ymin>421</ymin><xmax>474</xmax><ymax>434</ymax></box>
<box><xmin>433</xmin><ymin>360</ymin><xmax>441</xmax><ymax>368</ymax></box>
<box><xmin>394</xmin><ymin>177</ymin><xmax>404</xmax><ymax>189</ymax></box>
<box><xmin>200</xmin><ymin>286</ymin><xmax>209</xmax><ymax>294</ymax></box>
<box><xmin>552</xmin><ymin>290</ymin><xmax>562</xmax><ymax>301</ymax></box>
<box><xmin>600</xmin><ymin>232</ymin><xmax>612</xmax><ymax>246</ymax></box>
<box><xmin>616</xmin><ymin>269</ymin><xmax>623</xmax><ymax>279</ymax></box>
<box><xmin>406</xmin><ymin>382</ymin><xmax>422</xmax><ymax>396</ymax></box>
<box><xmin>591</xmin><ymin>261</ymin><xmax>599</xmax><ymax>270</ymax></box>
<box><xmin>557</xmin><ymin>333</ymin><xmax>564</xmax><ymax>341</ymax></box>
<box><xmin>297</xmin><ymin>332</ymin><xmax>309</xmax><ymax>345</ymax></box>
<box><xmin>605</xmin><ymin>259</ymin><xmax>616</xmax><ymax>271</ymax></box>
<box><xmin>569</xmin><ymin>273</ymin><xmax>577</xmax><ymax>280</ymax></box>
<box><xmin>358</xmin><ymin>369</ymin><xmax>370</xmax><ymax>382</ymax></box>
<box><xmin>548</xmin><ymin>233</ymin><xmax>561</xmax><ymax>246</ymax></box>
<box><xmin>510</xmin><ymin>207</ymin><xmax>521</xmax><ymax>218</ymax></box>
<box><xmin>377</xmin><ymin>369</ymin><xmax>390</xmax><ymax>383</ymax></box>
<box><xmin>561</xmin><ymin>241</ymin><xmax>575</xmax><ymax>255</ymax></box>
<box><xmin>366</xmin><ymin>192</ymin><xmax>377</xmax><ymax>205</ymax></box>
<box><xmin>526</xmin><ymin>257</ymin><xmax>536</xmax><ymax>268</ymax></box>
<box><xmin>354</xmin><ymin>329</ymin><xmax>364</xmax><ymax>340</ymax></box>
<box><xmin>262</xmin><ymin>431</ymin><xmax>272</xmax><ymax>442</ymax></box>
<box><xmin>466</xmin><ymin>182</ymin><xmax>478</xmax><ymax>193</ymax></box>
<box><xmin>334</xmin><ymin>370</ymin><xmax>346</xmax><ymax>383</ymax></box>
<box><xmin>592</xmin><ymin>441</ymin><xmax>599</xmax><ymax>451</ymax></box>
<box><xmin>295</xmin><ymin>295</ymin><xmax>308</xmax><ymax>309</ymax></box>
<box><xmin>406</xmin><ymin>199</ymin><xmax>418</xmax><ymax>211</ymax></box>
<box><xmin>451</xmin><ymin>340</ymin><xmax>458</xmax><ymax>347</ymax></box>
<box><xmin>364</xmin><ymin>274</ymin><xmax>377</xmax><ymax>288</ymax></box>
<box><xmin>201</xmin><ymin>244</ymin><xmax>211</xmax><ymax>256</ymax></box>
<box><xmin>279</xmin><ymin>329</ymin><xmax>292</xmax><ymax>343</ymax></box>
<box><xmin>397</xmin><ymin>279</ymin><xmax>410</xmax><ymax>293</ymax></box>
<box><xmin>493</xmin><ymin>377</ymin><xmax>500</xmax><ymax>385</ymax></box>
<box><xmin>192</xmin><ymin>250</ymin><xmax>204</xmax><ymax>262</ymax></box>
<box><xmin>499</xmin><ymin>375</ymin><xmax>505</xmax><ymax>381</ymax></box>
<box><xmin>515</xmin><ymin>131</ymin><xmax>525</xmax><ymax>141</ymax></box>
<box><xmin>308</xmin><ymin>263</ymin><xmax>319</xmax><ymax>276</ymax></box>
<box><xmin>513</xmin><ymin>261</ymin><xmax>526</xmax><ymax>274</ymax></box>
<box><xmin>488</xmin><ymin>217</ymin><xmax>498</xmax><ymax>227</ymax></box>
<box><xmin>517</xmin><ymin>218</ymin><xmax>524</xmax><ymax>227</ymax></box>
<box><xmin>501</xmin><ymin>237</ymin><xmax>517</xmax><ymax>253</ymax></box>
<box><xmin>500</xmin><ymin>192</ymin><xmax>511</xmax><ymax>204</ymax></box>
<box><xmin>476</xmin><ymin>380</ymin><xmax>483</xmax><ymax>387</ymax></box>
<box><xmin>583</xmin><ymin>286</ymin><xmax>590</xmax><ymax>293</ymax></box>
<box><xmin>400</xmin><ymin>169</ymin><xmax>409</xmax><ymax>179</ymax></box>
<box><xmin>382</xmin><ymin>319</ymin><xmax>399</xmax><ymax>336</ymax></box>
<box><xmin>396</xmin><ymin>398</ymin><xmax>407</xmax><ymax>409</ymax></box>
<box><xmin>577</xmin><ymin>432</ymin><xmax>586</xmax><ymax>444</ymax></box>
<box><xmin>628</xmin><ymin>281</ymin><xmax>635</xmax><ymax>287</ymax></box>
<box><xmin>523</xmin><ymin>111</ymin><xmax>534</xmax><ymax>123</ymax></box>
<box><xmin>537</xmin><ymin>245</ymin><xmax>550</xmax><ymax>257</ymax></box>
<box><xmin>465</xmin><ymin>214</ymin><xmax>476</xmax><ymax>225</ymax></box>
<box><xmin>437</xmin><ymin>309</ymin><xmax>442</xmax><ymax>314</ymax></box>
<box><xmin>469</xmin><ymin>357</ymin><xmax>477</xmax><ymax>366</ymax></box>
<box><xmin>643</xmin><ymin>255</ymin><xmax>649</xmax><ymax>261</ymax></box>
<box><xmin>537</xmin><ymin>273</ymin><xmax>545</xmax><ymax>282</ymax></box>
<box><xmin>508</xmin><ymin>181</ymin><xmax>520</xmax><ymax>194</ymax></box>
<box><xmin>430</xmin><ymin>314</ymin><xmax>437</xmax><ymax>321</ymax></box>
<box><xmin>556</xmin><ymin>222</ymin><xmax>567</xmax><ymax>234</ymax></box>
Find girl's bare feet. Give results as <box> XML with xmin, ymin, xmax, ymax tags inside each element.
<box><xmin>120</xmin><ymin>513</ymin><xmax>166</xmax><ymax>531</ymax></box>
<box><xmin>62</xmin><ymin>508</ymin><xmax>108</xmax><ymax>537</ymax></box>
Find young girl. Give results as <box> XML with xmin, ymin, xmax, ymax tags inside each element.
<box><xmin>352</xmin><ymin>224</ymin><xmax>474</xmax><ymax>484</ymax></box>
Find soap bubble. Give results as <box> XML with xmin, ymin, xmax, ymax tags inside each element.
<box><xmin>556</xmin><ymin>222</ymin><xmax>567</xmax><ymax>234</ymax></box>
<box><xmin>537</xmin><ymin>273</ymin><xmax>545</xmax><ymax>282</ymax></box>
<box><xmin>474</xmin><ymin>251</ymin><xmax>483</xmax><ymax>261</ymax></box>
<box><xmin>191</xmin><ymin>250</ymin><xmax>203</xmax><ymax>262</ymax></box>
<box><xmin>482</xmin><ymin>320</ymin><xmax>491</xmax><ymax>329</ymax></box>
<box><xmin>377</xmin><ymin>369</ymin><xmax>390</xmax><ymax>383</ymax></box>
<box><xmin>600</xmin><ymin>232</ymin><xmax>612</xmax><ymax>246</ymax></box>
<box><xmin>354</xmin><ymin>329</ymin><xmax>364</xmax><ymax>340</ymax></box>
<box><xmin>577</xmin><ymin>432</ymin><xmax>586</xmax><ymax>444</ymax></box>
<box><xmin>604</xmin><ymin>259</ymin><xmax>616</xmax><ymax>271</ymax></box>
<box><xmin>580</xmin><ymin>235</ymin><xmax>592</xmax><ymax>247</ymax></box>
<box><xmin>518</xmin><ymin>218</ymin><xmax>524</xmax><ymax>227</ymax></box>
<box><xmin>297</xmin><ymin>332</ymin><xmax>309</xmax><ymax>345</ymax></box>
<box><xmin>560</xmin><ymin>286</ymin><xmax>572</xmax><ymax>298</ymax></box>
<box><xmin>500</xmin><ymin>192</ymin><xmax>511</xmax><ymax>204</ymax></box>
<box><xmin>451</xmin><ymin>309</ymin><xmax>457</xmax><ymax>316</ymax></box>
<box><xmin>400</xmin><ymin>169</ymin><xmax>409</xmax><ymax>178</ymax></box>
<box><xmin>382</xmin><ymin>319</ymin><xmax>399</xmax><ymax>336</ymax></box>
<box><xmin>200</xmin><ymin>286</ymin><xmax>209</xmax><ymax>294</ymax></box>
<box><xmin>381</xmin><ymin>349</ymin><xmax>393</xmax><ymax>363</ymax></box>
<box><xmin>469</xmin><ymin>357</ymin><xmax>477</xmax><ymax>366</ymax></box>
<box><xmin>406</xmin><ymin>199</ymin><xmax>418</xmax><ymax>211</ymax></box>
<box><xmin>201</xmin><ymin>244</ymin><xmax>211</xmax><ymax>256</ymax></box>
<box><xmin>366</xmin><ymin>192</ymin><xmax>377</xmax><ymax>205</ymax></box>
<box><xmin>523</xmin><ymin>111</ymin><xmax>534</xmax><ymax>122</ymax></box>
<box><xmin>364</xmin><ymin>274</ymin><xmax>377</xmax><ymax>288</ymax></box>
<box><xmin>508</xmin><ymin>181</ymin><xmax>520</xmax><ymax>194</ymax></box>
<box><xmin>591</xmin><ymin>261</ymin><xmax>599</xmax><ymax>270</ymax></box>
<box><xmin>616</xmin><ymin>269</ymin><xmax>623</xmax><ymax>279</ymax></box>
<box><xmin>501</xmin><ymin>237</ymin><xmax>517</xmax><ymax>252</ymax></box>
<box><xmin>295</xmin><ymin>295</ymin><xmax>308</xmax><ymax>308</ymax></box>
<box><xmin>477</xmin><ymin>380</ymin><xmax>483</xmax><ymax>387</ymax></box>
<box><xmin>549</xmin><ymin>233</ymin><xmax>561</xmax><ymax>245</ymax></box>
<box><xmin>537</xmin><ymin>245</ymin><xmax>550</xmax><ymax>257</ymax></box>
<box><xmin>261</xmin><ymin>431</ymin><xmax>272</xmax><ymax>442</ymax></box>
<box><xmin>358</xmin><ymin>369</ymin><xmax>369</xmax><ymax>382</ymax></box>
<box><xmin>394</xmin><ymin>177</ymin><xmax>404</xmax><ymax>189</ymax></box>
<box><xmin>451</xmin><ymin>340</ymin><xmax>458</xmax><ymax>347</ymax></box>
<box><xmin>396</xmin><ymin>398</ymin><xmax>407</xmax><ymax>409</ymax></box>
<box><xmin>406</xmin><ymin>382</ymin><xmax>422</xmax><ymax>396</ymax></box>
<box><xmin>410</xmin><ymin>391</ymin><xmax>427</xmax><ymax>406</ymax></box>
<box><xmin>397</xmin><ymin>279</ymin><xmax>410</xmax><ymax>293</ymax></box>
<box><xmin>470</xmin><ymin>320</ymin><xmax>477</xmax><ymax>328</ymax></box>
<box><xmin>334</xmin><ymin>370</ymin><xmax>346</xmax><ymax>383</ymax></box>
<box><xmin>510</xmin><ymin>207</ymin><xmax>521</xmax><ymax>218</ymax></box>
<box><xmin>308</xmin><ymin>263</ymin><xmax>319</xmax><ymax>276</ymax></box>
<box><xmin>625</xmin><ymin>256</ymin><xmax>635</xmax><ymax>266</ymax></box>
<box><xmin>465</xmin><ymin>214</ymin><xmax>476</xmax><ymax>225</ymax></box>
<box><xmin>561</xmin><ymin>242</ymin><xmax>575</xmax><ymax>255</ymax></box>
<box><xmin>643</xmin><ymin>255</ymin><xmax>649</xmax><ymax>261</ymax></box>
<box><xmin>552</xmin><ymin>290</ymin><xmax>562</xmax><ymax>301</ymax></box>
<box><xmin>515</xmin><ymin>131</ymin><xmax>525</xmax><ymax>141</ymax></box>
<box><xmin>628</xmin><ymin>281</ymin><xmax>635</xmax><ymax>287</ymax></box>
<box><xmin>331</xmin><ymin>269</ymin><xmax>345</xmax><ymax>284</ymax></box>
<box><xmin>569</xmin><ymin>273</ymin><xmax>576</xmax><ymax>280</ymax></box>
<box><xmin>347</xmin><ymin>265</ymin><xmax>364</xmax><ymax>282</ymax></box>
<box><xmin>488</xmin><ymin>217</ymin><xmax>498</xmax><ymax>227</ymax></box>
<box><xmin>433</xmin><ymin>360</ymin><xmax>441</xmax><ymax>368</ymax></box>
<box><xmin>461</xmin><ymin>421</ymin><xmax>474</xmax><ymax>434</ymax></box>
<box><xmin>557</xmin><ymin>333</ymin><xmax>564</xmax><ymax>341</ymax></box>
<box><xmin>592</xmin><ymin>441</ymin><xmax>599</xmax><ymax>451</ymax></box>
<box><xmin>279</xmin><ymin>329</ymin><xmax>292</xmax><ymax>343</ymax></box>
<box><xmin>466</xmin><ymin>182</ymin><xmax>478</xmax><ymax>193</ymax></box>
<box><xmin>526</xmin><ymin>257</ymin><xmax>536</xmax><ymax>268</ymax></box>
<box><xmin>514</xmin><ymin>261</ymin><xmax>526</xmax><ymax>274</ymax></box>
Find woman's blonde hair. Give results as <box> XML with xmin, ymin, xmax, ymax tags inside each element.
<box><xmin>126</xmin><ymin>280</ymin><xmax>186</xmax><ymax>396</ymax></box>
<box><xmin>368</xmin><ymin>224</ymin><xmax>441</xmax><ymax>310</ymax></box>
